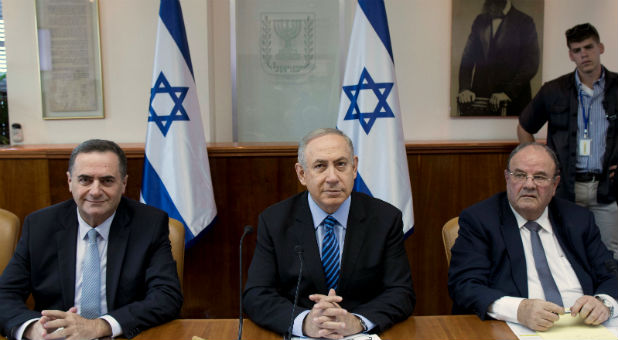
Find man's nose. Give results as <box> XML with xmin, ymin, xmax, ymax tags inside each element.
<box><xmin>89</xmin><ymin>181</ymin><xmax>103</xmax><ymax>195</ymax></box>
<box><xmin>522</xmin><ymin>176</ymin><xmax>537</xmax><ymax>188</ymax></box>
<box><xmin>325</xmin><ymin>166</ymin><xmax>339</xmax><ymax>182</ymax></box>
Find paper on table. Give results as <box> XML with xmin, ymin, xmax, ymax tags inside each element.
<box><xmin>508</xmin><ymin>316</ymin><xmax>618</xmax><ymax>340</ymax></box>
<box><xmin>536</xmin><ymin>314</ymin><xmax>617</xmax><ymax>340</ymax></box>
<box><xmin>292</xmin><ymin>334</ymin><xmax>381</xmax><ymax>340</ymax></box>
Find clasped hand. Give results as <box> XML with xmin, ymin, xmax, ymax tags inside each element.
<box><xmin>517</xmin><ymin>296</ymin><xmax>610</xmax><ymax>331</ymax></box>
<box><xmin>24</xmin><ymin>307</ymin><xmax>112</xmax><ymax>340</ymax></box>
<box><xmin>302</xmin><ymin>289</ymin><xmax>364</xmax><ymax>339</ymax></box>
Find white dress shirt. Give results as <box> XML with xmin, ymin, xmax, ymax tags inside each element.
<box><xmin>15</xmin><ymin>210</ymin><xmax>123</xmax><ymax>339</ymax></box>
<box><xmin>488</xmin><ymin>205</ymin><xmax>618</xmax><ymax>322</ymax></box>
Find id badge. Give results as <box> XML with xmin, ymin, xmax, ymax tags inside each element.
<box><xmin>579</xmin><ymin>139</ymin><xmax>591</xmax><ymax>156</ymax></box>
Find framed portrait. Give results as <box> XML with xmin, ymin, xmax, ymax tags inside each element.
<box><xmin>450</xmin><ymin>0</ymin><xmax>544</xmax><ymax>117</ymax></box>
<box><xmin>35</xmin><ymin>0</ymin><xmax>104</xmax><ymax>119</ymax></box>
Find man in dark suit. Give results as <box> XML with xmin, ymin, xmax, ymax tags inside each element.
<box><xmin>448</xmin><ymin>143</ymin><xmax>617</xmax><ymax>331</ymax></box>
<box><xmin>0</xmin><ymin>139</ymin><xmax>182</xmax><ymax>340</ymax></box>
<box><xmin>457</xmin><ymin>0</ymin><xmax>539</xmax><ymax>116</ymax></box>
<box><xmin>243</xmin><ymin>128</ymin><xmax>415</xmax><ymax>339</ymax></box>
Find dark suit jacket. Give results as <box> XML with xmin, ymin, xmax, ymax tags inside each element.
<box><xmin>242</xmin><ymin>191</ymin><xmax>415</xmax><ymax>334</ymax></box>
<box><xmin>448</xmin><ymin>193</ymin><xmax>618</xmax><ymax>319</ymax></box>
<box><xmin>0</xmin><ymin>197</ymin><xmax>183</xmax><ymax>339</ymax></box>
<box><xmin>519</xmin><ymin>68</ymin><xmax>618</xmax><ymax>204</ymax></box>
<box><xmin>459</xmin><ymin>6</ymin><xmax>539</xmax><ymax>115</ymax></box>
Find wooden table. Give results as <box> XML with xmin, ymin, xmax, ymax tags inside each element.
<box><xmin>134</xmin><ymin>315</ymin><xmax>518</xmax><ymax>340</ymax></box>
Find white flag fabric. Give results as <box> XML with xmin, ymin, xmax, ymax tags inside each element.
<box><xmin>141</xmin><ymin>0</ymin><xmax>217</xmax><ymax>245</ymax></box>
<box><xmin>337</xmin><ymin>0</ymin><xmax>414</xmax><ymax>235</ymax></box>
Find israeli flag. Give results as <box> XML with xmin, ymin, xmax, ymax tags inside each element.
<box><xmin>337</xmin><ymin>0</ymin><xmax>414</xmax><ymax>235</ymax></box>
<box><xmin>141</xmin><ymin>0</ymin><xmax>217</xmax><ymax>245</ymax></box>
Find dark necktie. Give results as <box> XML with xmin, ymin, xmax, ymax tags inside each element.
<box><xmin>321</xmin><ymin>216</ymin><xmax>340</xmax><ymax>290</ymax></box>
<box><xmin>524</xmin><ymin>221</ymin><xmax>563</xmax><ymax>306</ymax></box>
<box><xmin>81</xmin><ymin>228</ymin><xmax>101</xmax><ymax>318</ymax></box>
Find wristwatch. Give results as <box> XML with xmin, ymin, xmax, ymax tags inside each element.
<box><xmin>596</xmin><ymin>296</ymin><xmax>615</xmax><ymax>318</ymax></box>
<box><xmin>357</xmin><ymin>316</ymin><xmax>368</xmax><ymax>332</ymax></box>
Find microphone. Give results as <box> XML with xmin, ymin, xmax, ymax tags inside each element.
<box><xmin>284</xmin><ymin>245</ymin><xmax>304</xmax><ymax>340</ymax></box>
<box><xmin>238</xmin><ymin>225</ymin><xmax>253</xmax><ymax>340</ymax></box>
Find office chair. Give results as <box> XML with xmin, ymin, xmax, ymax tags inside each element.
<box><xmin>441</xmin><ymin>217</ymin><xmax>459</xmax><ymax>267</ymax></box>
<box><xmin>0</xmin><ymin>208</ymin><xmax>20</xmax><ymax>275</ymax></box>
<box><xmin>169</xmin><ymin>217</ymin><xmax>185</xmax><ymax>289</ymax></box>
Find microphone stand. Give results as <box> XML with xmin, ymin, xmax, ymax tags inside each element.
<box><xmin>284</xmin><ymin>246</ymin><xmax>304</xmax><ymax>340</ymax></box>
<box><xmin>238</xmin><ymin>225</ymin><xmax>253</xmax><ymax>340</ymax></box>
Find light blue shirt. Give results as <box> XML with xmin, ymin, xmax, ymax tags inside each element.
<box><xmin>292</xmin><ymin>194</ymin><xmax>375</xmax><ymax>336</ymax></box>
<box><xmin>575</xmin><ymin>70</ymin><xmax>608</xmax><ymax>173</ymax></box>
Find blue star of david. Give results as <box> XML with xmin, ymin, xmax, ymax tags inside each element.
<box><xmin>148</xmin><ymin>71</ymin><xmax>190</xmax><ymax>136</ymax></box>
<box><xmin>342</xmin><ymin>67</ymin><xmax>395</xmax><ymax>134</ymax></box>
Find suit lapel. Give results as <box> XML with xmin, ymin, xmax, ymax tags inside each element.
<box><xmin>106</xmin><ymin>199</ymin><xmax>130</xmax><ymax>309</ymax></box>
<box><xmin>292</xmin><ymin>193</ymin><xmax>327</xmax><ymax>292</ymax></box>
<box><xmin>481</xmin><ymin>15</ymin><xmax>492</xmax><ymax>60</ymax></box>
<box><xmin>56</xmin><ymin>202</ymin><xmax>79</xmax><ymax>308</ymax></box>
<box><xmin>339</xmin><ymin>194</ymin><xmax>367</xmax><ymax>293</ymax></box>
<box><xmin>499</xmin><ymin>196</ymin><xmax>528</xmax><ymax>297</ymax></box>
<box><xmin>548</xmin><ymin>201</ymin><xmax>591</xmax><ymax>294</ymax></box>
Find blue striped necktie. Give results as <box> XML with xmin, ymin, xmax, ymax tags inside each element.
<box><xmin>321</xmin><ymin>216</ymin><xmax>340</xmax><ymax>290</ymax></box>
<box><xmin>81</xmin><ymin>228</ymin><xmax>101</xmax><ymax>319</ymax></box>
<box><xmin>524</xmin><ymin>221</ymin><xmax>563</xmax><ymax>307</ymax></box>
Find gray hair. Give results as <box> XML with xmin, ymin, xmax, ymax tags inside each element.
<box><xmin>297</xmin><ymin>128</ymin><xmax>355</xmax><ymax>168</ymax></box>
<box><xmin>68</xmin><ymin>139</ymin><xmax>127</xmax><ymax>177</ymax></box>
<box><xmin>507</xmin><ymin>142</ymin><xmax>560</xmax><ymax>176</ymax></box>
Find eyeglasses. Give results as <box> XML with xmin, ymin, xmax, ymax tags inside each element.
<box><xmin>507</xmin><ymin>171</ymin><xmax>555</xmax><ymax>186</ymax></box>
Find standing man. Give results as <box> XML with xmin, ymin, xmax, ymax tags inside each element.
<box><xmin>243</xmin><ymin>128</ymin><xmax>415</xmax><ymax>339</ymax></box>
<box><xmin>0</xmin><ymin>139</ymin><xmax>183</xmax><ymax>340</ymax></box>
<box><xmin>518</xmin><ymin>23</ymin><xmax>618</xmax><ymax>261</ymax></box>
<box><xmin>457</xmin><ymin>0</ymin><xmax>540</xmax><ymax>116</ymax></box>
<box><xmin>449</xmin><ymin>143</ymin><xmax>617</xmax><ymax>331</ymax></box>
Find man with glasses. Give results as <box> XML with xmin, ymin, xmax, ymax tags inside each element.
<box><xmin>517</xmin><ymin>23</ymin><xmax>618</xmax><ymax>262</ymax></box>
<box><xmin>448</xmin><ymin>143</ymin><xmax>617</xmax><ymax>331</ymax></box>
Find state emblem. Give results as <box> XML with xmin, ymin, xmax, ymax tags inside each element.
<box><xmin>260</xmin><ymin>12</ymin><xmax>315</xmax><ymax>75</ymax></box>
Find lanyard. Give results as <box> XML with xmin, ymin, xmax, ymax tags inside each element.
<box><xmin>578</xmin><ymin>88</ymin><xmax>593</xmax><ymax>138</ymax></box>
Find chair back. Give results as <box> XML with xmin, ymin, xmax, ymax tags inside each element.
<box><xmin>168</xmin><ymin>218</ymin><xmax>185</xmax><ymax>288</ymax></box>
<box><xmin>441</xmin><ymin>217</ymin><xmax>460</xmax><ymax>266</ymax></box>
<box><xmin>0</xmin><ymin>208</ymin><xmax>20</xmax><ymax>275</ymax></box>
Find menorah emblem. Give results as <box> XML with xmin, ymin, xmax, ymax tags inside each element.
<box><xmin>260</xmin><ymin>13</ymin><xmax>315</xmax><ymax>75</ymax></box>
<box><xmin>273</xmin><ymin>19</ymin><xmax>302</xmax><ymax>60</ymax></box>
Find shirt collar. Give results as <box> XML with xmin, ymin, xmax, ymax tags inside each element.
<box><xmin>77</xmin><ymin>207</ymin><xmax>115</xmax><ymax>241</ymax></box>
<box><xmin>502</xmin><ymin>0</ymin><xmax>511</xmax><ymax>16</ymax></box>
<box><xmin>307</xmin><ymin>193</ymin><xmax>351</xmax><ymax>230</ymax></box>
<box><xmin>575</xmin><ymin>67</ymin><xmax>605</xmax><ymax>94</ymax></box>
<box><xmin>509</xmin><ymin>204</ymin><xmax>552</xmax><ymax>234</ymax></box>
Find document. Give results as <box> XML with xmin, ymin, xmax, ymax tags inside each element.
<box><xmin>292</xmin><ymin>334</ymin><xmax>380</xmax><ymax>340</ymax></box>
<box><xmin>508</xmin><ymin>315</ymin><xmax>618</xmax><ymax>340</ymax></box>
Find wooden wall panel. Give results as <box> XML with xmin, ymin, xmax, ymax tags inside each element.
<box><xmin>0</xmin><ymin>142</ymin><xmax>517</xmax><ymax>318</ymax></box>
<box><xmin>0</xmin><ymin>158</ymin><xmax>51</xmax><ymax>223</ymax></box>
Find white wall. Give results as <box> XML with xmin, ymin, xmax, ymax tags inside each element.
<box><xmin>4</xmin><ymin>0</ymin><xmax>618</xmax><ymax>144</ymax></box>
<box><xmin>4</xmin><ymin>0</ymin><xmax>210</xmax><ymax>144</ymax></box>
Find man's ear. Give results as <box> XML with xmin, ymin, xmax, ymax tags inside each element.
<box><xmin>295</xmin><ymin>163</ymin><xmax>307</xmax><ymax>186</ymax></box>
<box><xmin>67</xmin><ymin>171</ymin><xmax>72</xmax><ymax>192</ymax></box>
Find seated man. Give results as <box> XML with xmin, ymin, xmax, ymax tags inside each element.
<box><xmin>448</xmin><ymin>142</ymin><xmax>618</xmax><ymax>331</ymax></box>
<box><xmin>243</xmin><ymin>128</ymin><xmax>415</xmax><ymax>339</ymax></box>
<box><xmin>0</xmin><ymin>139</ymin><xmax>183</xmax><ymax>340</ymax></box>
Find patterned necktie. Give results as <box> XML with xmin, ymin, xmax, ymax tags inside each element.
<box><xmin>321</xmin><ymin>216</ymin><xmax>340</xmax><ymax>291</ymax></box>
<box><xmin>524</xmin><ymin>221</ymin><xmax>563</xmax><ymax>306</ymax></box>
<box><xmin>81</xmin><ymin>228</ymin><xmax>101</xmax><ymax>319</ymax></box>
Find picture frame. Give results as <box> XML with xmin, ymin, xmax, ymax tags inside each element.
<box><xmin>35</xmin><ymin>0</ymin><xmax>104</xmax><ymax>119</ymax></box>
<box><xmin>450</xmin><ymin>0</ymin><xmax>544</xmax><ymax>117</ymax></box>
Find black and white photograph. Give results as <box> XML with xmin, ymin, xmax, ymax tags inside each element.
<box><xmin>450</xmin><ymin>0</ymin><xmax>544</xmax><ymax>117</ymax></box>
